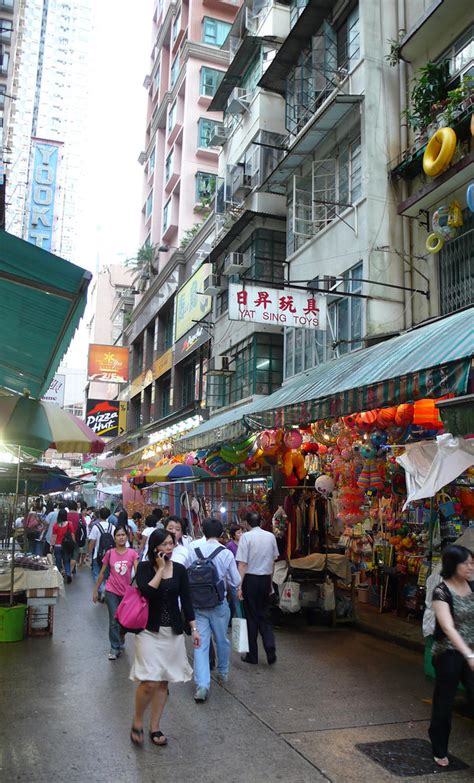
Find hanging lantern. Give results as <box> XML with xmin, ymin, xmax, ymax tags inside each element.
<box><xmin>395</xmin><ymin>403</ymin><xmax>414</xmax><ymax>426</ymax></box>
<box><xmin>376</xmin><ymin>407</ymin><xmax>397</xmax><ymax>429</ymax></box>
<box><xmin>413</xmin><ymin>399</ymin><xmax>443</xmax><ymax>428</ymax></box>
<box><xmin>355</xmin><ymin>410</ymin><xmax>378</xmax><ymax>430</ymax></box>
<box><xmin>283</xmin><ymin>429</ymin><xmax>303</xmax><ymax>449</ymax></box>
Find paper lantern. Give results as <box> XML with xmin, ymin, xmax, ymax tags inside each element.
<box><xmin>315</xmin><ymin>474</ymin><xmax>334</xmax><ymax>496</ymax></box>
<box><xmin>356</xmin><ymin>410</ymin><xmax>378</xmax><ymax>430</ymax></box>
<box><xmin>395</xmin><ymin>403</ymin><xmax>414</xmax><ymax>426</ymax></box>
<box><xmin>413</xmin><ymin>399</ymin><xmax>443</xmax><ymax>428</ymax></box>
<box><xmin>283</xmin><ymin>429</ymin><xmax>303</xmax><ymax>449</ymax></box>
<box><xmin>376</xmin><ymin>407</ymin><xmax>397</xmax><ymax>429</ymax></box>
<box><xmin>257</xmin><ymin>429</ymin><xmax>278</xmax><ymax>451</ymax></box>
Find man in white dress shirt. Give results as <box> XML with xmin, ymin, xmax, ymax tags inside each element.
<box><xmin>236</xmin><ymin>511</ymin><xmax>279</xmax><ymax>665</ymax></box>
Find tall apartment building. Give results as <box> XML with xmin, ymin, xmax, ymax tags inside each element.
<box><xmin>107</xmin><ymin>0</ymin><xmax>242</xmax><ymax>466</ymax></box>
<box><xmin>174</xmin><ymin>0</ymin><xmax>473</xmax><ymax>451</ymax></box>
<box><xmin>4</xmin><ymin>0</ymin><xmax>93</xmax><ymax>262</ymax></box>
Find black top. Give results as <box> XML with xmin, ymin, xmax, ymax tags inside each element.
<box><xmin>135</xmin><ymin>560</ymin><xmax>195</xmax><ymax>634</ymax></box>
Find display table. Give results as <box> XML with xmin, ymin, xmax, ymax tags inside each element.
<box><xmin>274</xmin><ymin>553</ymin><xmax>351</xmax><ymax>586</ymax></box>
<box><xmin>0</xmin><ymin>564</ymin><xmax>64</xmax><ymax>637</ymax></box>
<box><xmin>0</xmin><ymin>565</ymin><xmax>63</xmax><ymax>595</ymax></box>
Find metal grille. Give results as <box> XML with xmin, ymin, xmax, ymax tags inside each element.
<box><xmin>438</xmin><ymin>212</ymin><xmax>474</xmax><ymax>315</ymax></box>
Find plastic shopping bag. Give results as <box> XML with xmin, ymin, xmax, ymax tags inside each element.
<box><xmin>321</xmin><ymin>576</ymin><xmax>336</xmax><ymax>612</ymax></box>
<box><xmin>279</xmin><ymin>577</ymin><xmax>301</xmax><ymax>613</ymax></box>
<box><xmin>232</xmin><ymin>601</ymin><xmax>249</xmax><ymax>654</ymax></box>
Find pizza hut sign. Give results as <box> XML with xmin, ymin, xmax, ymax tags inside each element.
<box><xmin>228</xmin><ymin>283</ymin><xmax>326</xmax><ymax>330</ymax></box>
<box><xmin>85</xmin><ymin>399</ymin><xmax>120</xmax><ymax>437</ymax></box>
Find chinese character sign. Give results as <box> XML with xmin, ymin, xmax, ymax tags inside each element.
<box><xmin>41</xmin><ymin>374</ymin><xmax>65</xmax><ymax>407</ymax></box>
<box><xmin>87</xmin><ymin>345</ymin><xmax>129</xmax><ymax>383</ymax></box>
<box><xmin>228</xmin><ymin>284</ymin><xmax>327</xmax><ymax>330</ymax></box>
<box><xmin>174</xmin><ymin>263</ymin><xmax>212</xmax><ymax>342</ymax></box>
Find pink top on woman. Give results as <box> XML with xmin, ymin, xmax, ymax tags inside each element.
<box><xmin>102</xmin><ymin>548</ymin><xmax>139</xmax><ymax>596</ymax></box>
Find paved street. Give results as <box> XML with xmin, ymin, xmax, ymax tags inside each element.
<box><xmin>0</xmin><ymin>570</ymin><xmax>472</xmax><ymax>783</ymax></box>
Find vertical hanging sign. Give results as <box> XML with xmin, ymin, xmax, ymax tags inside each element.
<box><xmin>27</xmin><ymin>138</ymin><xmax>62</xmax><ymax>251</ymax></box>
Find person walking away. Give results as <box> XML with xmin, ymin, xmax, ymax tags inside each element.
<box><xmin>226</xmin><ymin>524</ymin><xmax>244</xmax><ymax>617</ymax></box>
<box><xmin>139</xmin><ymin>514</ymin><xmax>161</xmax><ymax>560</ymax></box>
<box><xmin>66</xmin><ymin>500</ymin><xmax>83</xmax><ymax>575</ymax></box>
<box><xmin>130</xmin><ymin>529</ymin><xmax>200</xmax><ymax>747</ymax></box>
<box><xmin>165</xmin><ymin>517</ymin><xmax>193</xmax><ymax>567</ymax></box>
<box><xmin>429</xmin><ymin>545</ymin><xmax>474</xmax><ymax>767</ymax></box>
<box><xmin>25</xmin><ymin>499</ymin><xmax>46</xmax><ymax>555</ymax></box>
<box><xmin>131</xmin><ymin>512</ymin><xmax>143</xmax><ymax>547</ymax></box>
<box><xmin>43</xmin><ymin>501</ymin><xmax>59</xmax><ymax>555</ymax></box>
<box><xmin>236</xmin><ymin>511</ymin><xmax>279</xmax><ymax>665</ymax></box>
<box><xmin>187</xmin><ymin>517</ymin><xmax>240</xmax><ymax>703</ymax></box>
<box><xmin>51</xmin><ymin>508</ymin><xmax>75</xmax><ymax>583</ymax></box>
<box><xmin>93</xmin><ymin>525</ymin><xmax>139</xmax><ymax>660</ymax></box>
<box><xmin>88</xmin><ymin>507</ymin><xmax>115</xmax><ymax>601</ymax></box>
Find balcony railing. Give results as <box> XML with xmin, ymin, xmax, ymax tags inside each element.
<box><xmin>438</xmin><ymin>212</ymin><xmax>474</xmax><ymax>316</ymax></box>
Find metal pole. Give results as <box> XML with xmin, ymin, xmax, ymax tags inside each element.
<box><xmin>9</xmin><ymin>446</ymin><xmax>21</xmax><ymax>606</ymax></box>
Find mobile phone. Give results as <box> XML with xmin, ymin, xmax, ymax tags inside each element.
<box><xmin>163</xmin><ymin>553</ymin><xmax>171</xmax><ymax>561</ymax></box>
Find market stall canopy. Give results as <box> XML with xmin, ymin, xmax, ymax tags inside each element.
<box><xmin>0</xmin><ymin>461</ymin><xmax>73</xmax><ymax>494</ymax></box>
<box><xmin>0</xmin><ymin>232</ymin><xmax>91</xmax><ymax>398</ymax></box>
<box><xmin>175</xmin><ymin>307</ymin><xmax>473</xmax><ymax>451</ymax></box>
<box><xmin>397</xmin><ymin>434</ymin><xmax>474</xmax><ymax>507</ymax></box>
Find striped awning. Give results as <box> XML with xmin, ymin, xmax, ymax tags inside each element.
<box><xmin>175</xmin><ymin>308</ymin><xmax>473</xmax><ymax>452</ymax></box>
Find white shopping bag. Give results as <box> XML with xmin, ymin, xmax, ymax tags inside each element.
<box><xmin>321</xmin><ymin>576</ymin><xmax>336</xmax><ymax>612</ymax></box>
<box><xmin>279</xmin><ymin>577</ymin><xmax>301</xmax><ymax>613</ymax></box>
<box><xmin>232</xmin><ymin>617</ymin><xmax>249</xmax><ymax>654</ymax></box>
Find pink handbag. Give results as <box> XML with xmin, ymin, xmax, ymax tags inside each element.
<box><xmin>115</xmin><ymin>584</ymin><xmax>149</xmax><ymax>633</ymax></box>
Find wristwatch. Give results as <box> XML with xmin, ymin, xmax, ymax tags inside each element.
<box><xmin>466</xmin><ymin>653</ymin><xmax>474</xmax><ymax>659</ymax></box>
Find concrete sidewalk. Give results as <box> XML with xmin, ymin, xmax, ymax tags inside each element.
<box><xmin>0</xmin><ymin>568</ymin><xmax>472</xmax><ymax>783</ymax></box>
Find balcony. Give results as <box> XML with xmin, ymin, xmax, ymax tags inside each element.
<box><xmin>399</xmin><ymin>0</ymin><xmax>468</xmax><ymax>63</ymax></box>
<box><xmin>202</xmin><ymin>0</ymin><xmax>240</xmax><ymax>9</ymax></box>
<box><xmin>0</xmin><ymin>21</ymin><xmax>12</xmax><ymax>43</ymax></box>
<box><xmin>0</xmin><ymin>0</ymin><xmax>14</xmax><ymax>13</ymax></box>
<box><xmin>438</xmin><ymin>211</ymin><xmax>474</xmax><ymax>316</ymax></box>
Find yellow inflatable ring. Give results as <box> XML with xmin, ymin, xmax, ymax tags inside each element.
<box><xmin>423</xmin><ymin>127</ymin><xmax>457</xmax><ymax>177</ymax></box>
<box><xmin>426</xmin><ymin>233</ymin><xmax>444</xmax><ymax>254</ymax></box>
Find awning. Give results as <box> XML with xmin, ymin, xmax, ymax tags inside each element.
<box><xmin>208</xmin><ymin>37</ymin><xmax>265</xmax><ymax>112</ymax></box>
<box><xmin>259</xmin><ymin>94</ymin><xmax>363</xmax><ymax>194</ymax></box>
<box><xmin>0</xmin><ymin>231</ymin><xmax>91</xmax><ymax>398</ymax></box>
<box><xmin>258</xmin><ymin>0</ymin><xmax>337</xmax><ymax>94</ymax></box>
<box><xmin>398</xmin><ymin>0</ymin><xmax>466</xmax><ymax>63</ymax></box>
<box><xmin>175</xmin><ymin>307</ymin><xmax>473</xmax><ymax>450</ymax></box>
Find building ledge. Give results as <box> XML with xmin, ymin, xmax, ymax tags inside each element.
<box><xmin>397</xmin><ymin>151</ymin><xmax>474</xmax><ymax>218</ymax></box>
<box><xmin>399</xmin><ymin>0</ymin><xmax>466</xmax><ymax>63</ymax></box>
<box><xmin>209</xmin><ymin>209</ymin><xmax>285</xmax><ymax>266</ymax></box>
<box><xmin>208</xmin><ymin>37</ymin><xmax>265</xmax><ymax>111</ymax></box>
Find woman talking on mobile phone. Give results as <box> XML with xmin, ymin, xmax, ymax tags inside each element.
<box><xmin>129</xmin><ymin>528</ymin><xmax>200</xmax><ymax>748</ymax></box>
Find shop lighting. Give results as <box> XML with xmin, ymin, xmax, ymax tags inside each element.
<box><xmin>219</xmin><ymin>505</ymin><xmax>226</xmax><ymax>514</ymax></box>
<box><xmin>148</xmin><ymin>415</ymin><xmax>203</xmax><ymax>445</ymax></box>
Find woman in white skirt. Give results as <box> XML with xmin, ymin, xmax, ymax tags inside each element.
<box><xmin>130</xmin><ymin>528</ymin><xmax>200</xmax><ymax>747</ymax></box>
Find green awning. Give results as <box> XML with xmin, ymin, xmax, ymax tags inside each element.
<box><xmin>0</xmin><ymin>231</ymin><xmax>91</xmax><ymax>398</ymax></box>
<box><xmin>175</xmin><ymin>308</ymin><xmax>473</xmax><ymax>451</ymax></box>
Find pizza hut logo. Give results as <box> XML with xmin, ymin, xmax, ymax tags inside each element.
<box><xmin>86</xmin><ymin>400</ymin><xmax>119</xmax><ymax>436</ymax></box>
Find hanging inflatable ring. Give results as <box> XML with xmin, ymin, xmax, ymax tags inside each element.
<box><xmin>423</xmin><ymin>127</ymin><xmax>457</xmax><ymax>177</ymax></box>
<box><xmin>426</xmin><ymin>233</ymin><xmax>444</xmax><ymax>254</ymax></box>
<box><xmin>467</xmin><ymin>183</ymin><xmax>474</xmax><ymax>213</ymax></box>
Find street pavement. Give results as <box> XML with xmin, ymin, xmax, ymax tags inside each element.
<box><xmin>0</xmin><ymin>568</ymin><xmax>472</xmax><ymax>783</ymax></box>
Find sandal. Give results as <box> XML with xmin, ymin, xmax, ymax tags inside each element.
<box><xmin>434</xmin><ymin>757</ymin><xmax>449</xmax><ymax>767</ymax></box>
<box><xmin>149</xmin><ymin>730</ymin><xmax>168</xmax><ymax>746</ymax></box>
<box><xmin>130</xmin><ymin>725</ymin><xmax>144</xmax><ymax>747</ymax></box>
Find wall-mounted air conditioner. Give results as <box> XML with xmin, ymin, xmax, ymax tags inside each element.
<box><xmin>209</xmin><ymin>124</ymin><xmax>231</xmax><ymax>146</ymax></box>
<box><xmin>227</xmin><ymin>87</ymin><xmax>250</xmax><ymax>115</ymax></box>
<box><xmin>207</xmin><ymin>356</ymin><xmax>235</xmax><ymax>376</ymax></box>
<box><xmin>223</xmin><ymin>252</ymin><xmax>251</xmax><ymax>276</ymax></box>
<box><xmin>202</xmin><ymin>273</ymin><xmax>223</xmax><ymax>296</ymax></box>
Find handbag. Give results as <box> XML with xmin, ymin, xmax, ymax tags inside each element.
<box><xmin>279</xmin><ymin>576</ymin><xmax>301</xmax><ymax>613</ymax></box>
<box><xmin>115</xmin><ymin>583</ymin><xmax>149</xmax><ymax>633</ymax></box>
<box><xmin>231</xmin><ymin>601</ymin><xmax>249</xmax><ymax>654</ymax></box>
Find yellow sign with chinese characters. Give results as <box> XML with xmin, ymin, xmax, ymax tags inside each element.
<box><xmin>153</xmin><ymin>349</ymin><xmax>172</xmax><ymax>379</ymax></box>
<box><xmin>174</xmin><ymin>263</ymin><xmax>212</xmax><ymax>342</ymax></box>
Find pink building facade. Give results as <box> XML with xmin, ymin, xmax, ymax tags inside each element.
<box><xmin>139</xmin><ymin>0</ymin><xmax>240</xmax><ymax>265</ymax></box>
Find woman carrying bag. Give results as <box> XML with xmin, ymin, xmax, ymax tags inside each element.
<box><xmin>429</xmin><ymin>545</ymin><xmax>474</xmax><ymax>767</ymax></box>
<box><xmin>51</xmin><ymin>508</ymin><xmax>75</xmax><ymax>584</ymax></box>
<box><xmin>129</xmin><ymin>528</ymin><xmax>200</xmax><ymax>748</ymax></box>
<box><xmin>93</xmin><ymin>525</ymin><xmax>139</xmax><ymax>660</ymax></box>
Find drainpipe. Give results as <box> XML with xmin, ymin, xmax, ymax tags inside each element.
<box><xmin>397</xmin><ymin>0</ymin><xmax>413</xmax><ymax>329</ymax></box>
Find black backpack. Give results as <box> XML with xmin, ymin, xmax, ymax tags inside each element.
<box><xmin>76</xmin><ymin>517</ymin><xmax>87</xmax><ymax>549</ymax></box>
<box><xmin>61</xmin><ymin>528</ymin><xmax>75</xmax><ymax>555</ymax></box>
<box><xmin>96</xmin><ymin>523</ymin><xmax>115</xmax><ymax>566</ymax></box>
<box><xmin>187</xmin><ymin>546</ymin><xmax>225</xmax><ymax>609</ymax></box>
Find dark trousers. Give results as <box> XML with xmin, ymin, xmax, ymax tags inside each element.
<box><xmin>429</xmin><ymin>649</ymin><xmax>474</xmax><ymax>758</ymax></box>
<box><xmin>242</xmin><ymin>574</ymin><xmax>275</xmax><ymax>663</ymax></box>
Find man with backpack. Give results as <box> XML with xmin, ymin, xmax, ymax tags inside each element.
<box><xmin>87</xmin><ymin>507</ymin><xmax>115</xmax><ymax>602</ymax></box>
<box><xmin>187</xmin><ymin>517</ymin><xmax>240</xmax><ymax>703</ymax></box>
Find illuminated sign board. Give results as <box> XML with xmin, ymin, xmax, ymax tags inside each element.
<box><xmin>27</xmin><ymin>139</ymin><xmax>62</xmax><ymax>251</ymax></box>
<box><xmin>87</xmin><ymin>344</ymin><xmax>129</xmax><ymax>383</ymax></box>
<box><xmin>228</xmin><ymin>283</ymin><xmax>327</xmax><ymax>330</ymax></box>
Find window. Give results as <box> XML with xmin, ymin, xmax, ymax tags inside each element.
<box><xmin>197</xmin><ymin>118</ymin><xmax>218</xmax><ymax>148</ymax></box>
<box><xmin>215</xmin><ymin>288</ymin><xmax>228</xmax><ymax>318</ymax></box>
<box><xmin>239</xmin><ymin>228</ymin><xmax>286</xmax><ymax>284</ymax></box>
<box><xmin>0</xmin><ymin>85</ymin><xmax>5</xmax><ymax>108</ymax></box>
<box><xmin>337</xmin><ymin>5</ymin><xmax>360</xmax><ymax>70</ymax></box>
<box><xmin>148</xmin><ymin>147</ymin><xmax>156</xmax><ymax>176</ymax></box>
<box><xmin>440</xmin><ymin>25</ymin><xmax>474</xmax><ymax>81</ymax></box>
<box><xmin>0</xmin><ymin>19</ymin><xmax>13</xmax><ymax>40</ymax></box>
<box><xmin>167</xmin><ymin>101</ymin><xmax>177</xmax><ymax>134</ymax></box>
<box><xmin>153</xmin><ymin>65</ymin><xmax>160</xmax><ymax>93</ymax></box>
<box><xmin>163</xmin><ymin>199</ymin><xmax>171</xmax><ymax>231</ymax></box>
<box><xmin>172</xmin><ymin>9</ymin><xmax>181</xmax><ymax>42</ymax></box>
<box><xmin>160</xmin><ymin>375</ymin><xmax>171</xmax><ymax>418</ymax></box>
<box><xmin>145</xmin><ymin>190</ymin><xmax>153</xmax><ymax>219</ymax></box>
<box><xmin>170</xmin><ymin>54</ymin><xmax>179</xmax><ymax>88</ymax></box>
<box><xmin>284</xmin><ymin>263</ymin><xmax>363</xmax><ymax>378</ymax></box>
<box><xmin>165</xmin><ymin>151</ymin><xmax>173</xmax><ymax>182</ymax></box>
<box><xmin>200</xmin><ymin>66</ymin><xmax>224</xmax><ymax>97</ymax></box>
<box><xmin>162</xmin><ymin>306</ymin><xmax>174</xmax><ymax>351</ymax></box>
<box><xmin>180</xmin><ymin>359</ymin><xmax>196</xmax><ymax>408</ymax></box>
<box><xmin>438</xmin><ymin>210</ymin><xmax>474</xmax><ymax>316</ymax></box>
<box><xmin>210</xmin><ymin>334</ymin><xmax>283</xmax><ymax>407</ymax></box>
<box><xmin>195</xmin><ymin>171</ymin><xmax>216</xmax><ymax>202</ymax></box>
<box><xmin>202</xmin><ymin>17</ymin><xmax>231</xmax><ymax>47</ymax></box>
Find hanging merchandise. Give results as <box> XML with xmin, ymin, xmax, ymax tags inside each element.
<box><xmin>467</xmin><ymin>183</ymin><xmax>474</xmax><ymax>212</ymax></box>
<box><xmin>272</xmin><ymin>505</ymin><xmax>288</xmax><ymax>538</ymax></box>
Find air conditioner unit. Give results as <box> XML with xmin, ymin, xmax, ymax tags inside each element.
<box><xmin>138</xmin><ymin>151</ymin><xmax>146</xmax><ymax>165</ymax></box>
<box><xmin>245</xmin><ymin>7</ymin><xmax>259</xmax><ymax>34</ymax></box>
<box><xmin>207</xmin><ymin>355</ymin><xmax>235</xmax><ymax>376</ymax></box>
<box><xmin>209</xmin><ymin>124</ymin><xmax>231</xmax><ymax>146</ymax></box>
<box><xmin>143</xmin><ymin>74</ymin><xmax>152</xmax><ymax>89</ymax></box>
<box><xmin>233</xmin><ymin>172</ymin><xmax>252</xmax><ymax>200</ymax></box>
<box><xmin>227</xmin><ymin>87</ymin><xmax>250</xmax><ymax>115</ymax></box>
<box><xmin>223</xmin><ymin>252</ymin><xmax>251</xmax><ymax>276</ymax></box>
<box><xmin>202</xmin><ymin>273</ymin><xmax>223</xmax><ymax>296</ymax></box>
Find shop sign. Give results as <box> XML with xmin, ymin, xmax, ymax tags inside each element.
<box><xmin>175</xmin><ymin>263</ymin><xmax>212</xmax><ymax>342</ymax></box>
<box><xmin>88</xmin><ymin>344</ymin><xmax>129</xmax><ymax>383</ymax></box>
<box><xmin>228</xmin><ymin>283</ymin><xmax>327</xmax><ymax>330</ymax></box>
<box><xmin>27</xmin><ymin>138</ymin><xmax>62</xmax><ymax>250</ymax></box>
<box><xmin>85</xmin><ymin>399</ymin><xmax>120</xmax><ymax>437</ymax></box>
<box><xmin>118</xmin><ymin>401</ymin><xmax>127</xmax><ymax>435</ymax></box>
<box><xmin>41</xmin><ymin>373</ymin><xmax>65</xmax><ymax>407</ymax></box>
<box><xmin>174</xmin><ymin>324</ymin><xmax>209</xmax><ymax>364</ymax></box>
<box><xmin>153</xmin><ymin>349</ymin><xmax>172</xmax><ymax>379</ymax></box>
